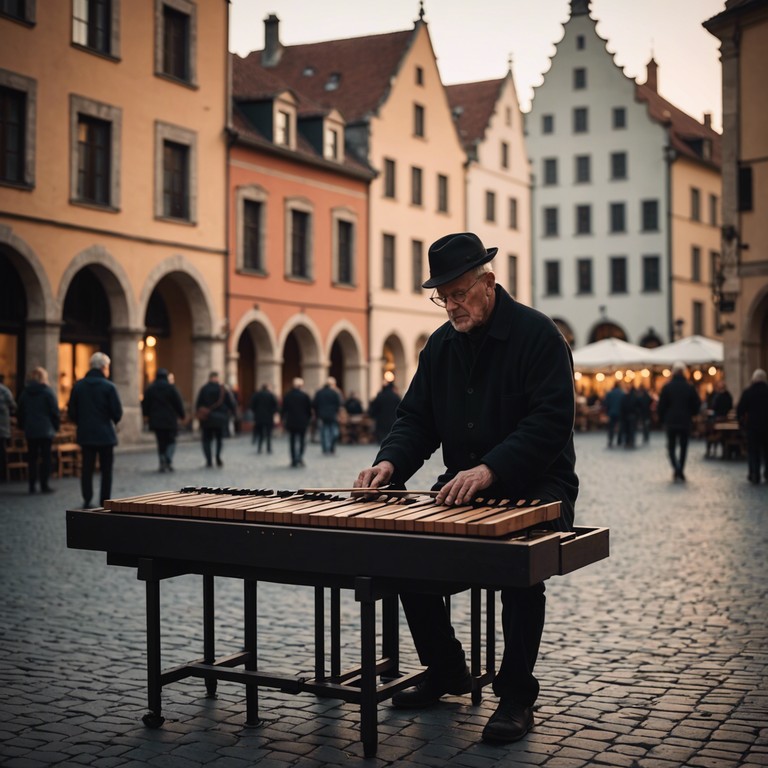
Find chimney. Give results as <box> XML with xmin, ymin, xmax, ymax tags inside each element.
<box><xmin>645</xmin><ymin>57</ymin><xmax>658</xmax><ymax>92</ymax></box>
<box><xmin>703</xmin><ymin>112</ymin><xmax>712</xmax><ymax>128</ymax></box>
<box><xmin>262</xmin><ymin>13</ymin><xmax>282</xmax><ymax>68</ymax></box>
<box><xmin>570</xmin><ymin>0</ymin><xmax>590</xmax><ymax>15</ymax></box>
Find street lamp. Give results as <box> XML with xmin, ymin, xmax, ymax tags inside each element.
<box><xmin>674</xmin><ymin>318</ymin><xmax>684</xmax><ymax>339</ymax></box>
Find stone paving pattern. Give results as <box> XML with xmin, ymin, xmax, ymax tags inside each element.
<box><xmin>1</xmin><ymin>430</ymin><xmax>766</xmax><ymax>767</ymax></box>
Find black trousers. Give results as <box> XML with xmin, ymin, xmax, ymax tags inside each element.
<box><xmin>202</xmin><ymin>427</ymin><xmax>224</xmax><ymax>465</ymax></box>
<box><xmin>153</xmin><ymin>429</ymin><xmax>176</xmax><ymax>465</ymax></box>
<box><xmin>253</xmin><ymin>423</ymin><xmax>273</xmax><ymax>453</ymax></box>
<box><xmin>400</xmin><ymin>582</ymin><xmax>546</xmax><ymax>707</ymax></box>
<box><xmin>81</xmin><ymin>445</ymin><xmax>114</xmax><ymax>506</ymax></box>
<box><xmin>665</xmin><ymin>427</ymin><xmax>690</xmax><ymax>472</ymax></box>
<box><xmin>288</xmin><ymin>430</ymin><xmax>306</xmax><ymax>466</ymax></box>
<box><xmin>27</xmin><ymin>437</ymin><xmax>53</xmax><ymax>491</ymax></box>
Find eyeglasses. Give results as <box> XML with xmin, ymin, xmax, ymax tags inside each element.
<box><xmin>430</xmin><ymin>276</ymin><xmax>485</xmax><ymax>308</ymax></box>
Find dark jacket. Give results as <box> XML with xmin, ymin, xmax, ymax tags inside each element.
<box><xmin>345</xmin><ymin>396</ymin><xmax>363</xmax><ymax>416</ymax></box>
<box><xmin>281</xmin><ymin>386</ymin><xmax>312</xmax><ymax>432</ymax></box>
<box><xmin>68</xmin><ymin>369</ymin><xmax>123</xmax><ymax>446</ymax></box>
<box><xmin>375</xmin><ymin>286</ymin><xmax>578</xmax><ymax>528</ymax></box>
<box><xmin>142</xmin><ymin>373</ymin><xmax>185</xmax><ymax>431</ymax></box>
<box><xmin>711</xmin><ymin>389</ymin><xmax>734</xmax><ymax>418</ymax></box>
<box><xmin>368</xmin><ymin>384</ymin><xmax>401</xmax><ymax>442</ymax></box>
<box><xmin>736</xmin><ymin>381</ymin><xmax>768</xmax><ymax>436</ymax></box>
<box><xmin>657</xmin><ymin>374</ymin><xmax>701</xmax><ymax>431</ymax></box>
<box><xmin>17</xmin><ymin>381</ymin><xmax>60</xmax><ymax>440</ymax></box>
<box><xmin>195</xmin><ymin>381</ymin><xmax>236</xmax><ymax>429</ymax></box>
<box><xmin>250</xmin><ymin>387</ymin><xmax>279</xmax><ymax>427</ymax></box>
<box><xmin>313</xmin><ymin>385</ymin><xmax>342</xmax><ymax>423</ymax></box>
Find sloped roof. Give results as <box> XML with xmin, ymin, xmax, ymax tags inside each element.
<box><xmin>233</xmin><ymin>28</ymin><xmax>415</xmax><ymax>124</ymax></box>
<box><xmin>444</xmin><ymin>78</ymin><xmax>503</xmax><ymax>151</ymax></box>
<box><xmin>635</xmin><ymin>81</ymin><xmax>722</xmax><ymax>169</ymax></box>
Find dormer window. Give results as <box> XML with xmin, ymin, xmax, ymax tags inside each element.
<box><xmin>325</xmin><ymin>127</ymin><xmax>339</xmax><ymax>161</ymax></box>
<box><xmin>325</xmin><ymin>72</ymin><xmax>341</xmax><ymax>91</ymax></box>
<box><xmin>302</xmin><ymin>65</ymin><xmax>315</xmax><ymax>77</ymax></box>
<box><xmin>276</xmin><ymin>109</ymin><xmax>291</xmax><ymax>146</ymax></box>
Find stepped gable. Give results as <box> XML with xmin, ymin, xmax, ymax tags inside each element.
<box><xmin>445</xmin><ymin>78</ymin><xmax>504</xmax><ymax>152</ymax></box>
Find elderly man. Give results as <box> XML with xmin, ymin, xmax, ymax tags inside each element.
<box><xmin>354</xmin><ymin>232</ymin><xmax>578</xmax><ymax>744</ymax></box>
<box><xmin>737</xmin><ymin>368</ymin><xmax>768</xmax><ymax>484</ymax></box>
<box><xmin>68</xmin><ymin>352</ymin><xmax>123</xmax><ymax>508</ymax></box>
<box><xmin>657</xmin><ymin>361</ymin><xmax>701</xmax><ymax>482</ymax></box>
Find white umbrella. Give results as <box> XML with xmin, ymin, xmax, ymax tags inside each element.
<box><xmin>647</xmin><ymin>335</ymin><xmax>724</xmax><ymax>366</ymax></box>
<box><xmin>571</xmin><ymin>337</ymin><xmax>654</xmax><ymax>371</ymax></box>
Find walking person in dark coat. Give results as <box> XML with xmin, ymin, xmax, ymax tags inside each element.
<box><xmin>142</xmin><ymin>368</ymin><xmax>185</xmax><ymax>472</ymax></box>
<box><xmin>68</xmin><ymin>352</ymin><xmax>123</xmax><ymax>507</ymax></box>
<box><xmin>281</xmin><ymin>377</ymin><xmax>312</xmax><ymax>467</ymax></box>
<box><xmin>354</xmin><ymin>232</ymin><xmax>578</xmax><ymax>744</ymax></box>
<box><xmin>195</xmin><ymin>372</ymin><xmax>236</xmax><ymax>468</ymax></box>
<box><xmin>603</xmin><ymin>383</ymin><xmax>625</xmax><ymax>448</ymax></box>
<box><xmin>250</xmin><ymin>383</ymin><xmax>279</xmax><ymax>453</ymax></box>
<box><xmin>0</xmin><ymin>372</ymin><xmax>16</xmax><ymax>483</ymax></box>
<box><xmin>344</xmin><ymin>391</ymin><xmax>364</xmax><ymax>444</ymax></box>
<box><xmin>736</xmin><ymin>368</ymin><xmax>768</xmax><ymax>484</ymax></box>
<box><xmin>620</xmin><ymin>384</ymin><xmax>640</xmax><ymax>449</ymax></box>
<box><xmin>368</xmin><ymin>381</ymin><xmax>401</xmax><ymax>444</ymax></box>
<box><xmin>17</xmin><ymin>367</ymin><xmax>59</xmax><ymax>494</ymax></box>
<box><xmin>312</xmin><ymin>376</ymin><xmax>342</xmax><ymax>455</ymax></box>
<box><xmin>657</xmin><ymin>361</ymin><xmax>701</xmax><ymax>482</ymax></box>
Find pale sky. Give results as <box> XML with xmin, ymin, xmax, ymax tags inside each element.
<box><xmin>229</xmin><ymin>0</ymin><xmax>725</xmax><ymax>131</ymax></box>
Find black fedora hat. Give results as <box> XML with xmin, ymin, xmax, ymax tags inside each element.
<box><xmin>422</xmin><ymin>232</ymin><xmax>498</xmax><ymax>289</ymax></box>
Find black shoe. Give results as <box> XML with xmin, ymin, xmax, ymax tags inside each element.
<box><xmin>41</xmin><ymin>486</ymin><xmax>55</xmax><ymax>494</ymax></box>
<box><xmin>391</xmin><ymin>666</ymin><xmax>471</xmax><ymax>709</ymax></box>
<box><xmin>216</xmin><ymin>457</ymin><xmax>223</xmax><ymax>467</ymax></box>
<box><xmin>482</xmin><ymin>700</ymin><xmax>534</xmax><ymax>743</ymax></box>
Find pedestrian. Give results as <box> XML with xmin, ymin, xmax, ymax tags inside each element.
<box><xmin>0</xmin><ymin>372</ymin><xmax>16</xmax><ymax>483</ymax></box>
<box><xmin>711</xmin><ymin>379</ymin><xmax>734</xmax><ymax>420</ymax></box>
<box><xmin>17</xmin><ymin>367</ymin><xmax>59</xmax><ymax>494</ymax></box>
<box><xmin>281</xmin><ymin>377</ymin><xmax>312</xmax><ymax>468</ymax></box>
<box><xmin>67</xmin><ymin>352</ymin><xmax>123</xmax><ymax>508</ymax></box>
<box><xmin>736</xmin><ymin>368</ymin><xmax>768</xmax><ymax>484</ymax></box>
<box><xmin>657</xmin><ymin>361</ymin><xmax>701</xmax><ymax>482</ymax></box>
<box><xmin>344</xmin><ymin>391</ymin><xmax>364</xmax><ymax>444</ymax></box>
<box><xmin>603</xmin><ymin>382</ymin><xmax>625</xmax><ymax>448</ymax></box>
<box><xmin>195</xmin><ymin>372</ymin><xmax>236</xmax><ymax>468</ymax></box>
<box><xmin>620</xmin><ymin>384</ymin><xmax>640</xmax><ymax>448</ymax></box>
<box><xmin>637</xmin><ymin>385</ymin><xmax>652</xmax><ymax>444</ymax></box>
<box><xmin>368</xmin><ymin>381</ymin><xmax>401</xmax><ymax>444</ymax></box>
<box><xmin>250</xmin><ymin>383</ymin><xmax>279</xmax><ymax>453</ymax></box>
<box><xmin>142</xmin><ymin>368</ymin><xmax>185</xmax><ymax>472</ymax></box>
<box><xmin>353</xmin><ymin>232</ymin><xmax>578</xmax><ymax>744</ymax></box>
<box><xmin>312</xmin><ymin>376</ymin><xmax>342</xmax><ymax>455</ymax></box>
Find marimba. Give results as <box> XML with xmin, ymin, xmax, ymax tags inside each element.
<box><xmin>66</xmin><ymin>487</ymin><xmax>609</xmax><ymax>756</ymax></box>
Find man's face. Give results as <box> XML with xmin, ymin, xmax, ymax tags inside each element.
<box><xmin>436</xmin><ymin>271</ymin><xmax>495</xmax><ymax>333</ymax></box>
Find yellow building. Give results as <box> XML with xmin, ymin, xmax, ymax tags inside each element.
<box><xmin>705</xmin><ymin>0</ymin><xmax>768</xmax><ymax>391</ymax></box>
<box><xmin>0</xmin><ymin>1</ymin><xmax>229</xmax><ymax>440</ymax></box>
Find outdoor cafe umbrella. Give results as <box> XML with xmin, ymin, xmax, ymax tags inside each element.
<box><xmin>571</xmin><ymin>337</ymin><xmax>653</xmax><ymax>372</ymax></box>
<box><xmin>646</xmin><ymin>335</ymin><xmax>724</xmax><ymax>366</ymax></box>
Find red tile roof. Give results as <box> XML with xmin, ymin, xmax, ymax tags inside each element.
<box><xmin>445</xmin><ymin>78</ymin><xmax>504</xmax><ymax>152</ymax></box>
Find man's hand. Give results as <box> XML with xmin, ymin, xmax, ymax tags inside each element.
<box><xmin>354</xmin><ymin>460</ymin><xmax>395</xmax><ymax>492</ymax></box>
<box><xmin>436</xmin><ymin>464</ymin><xmax>496</xmax><ymax>506</ymax></box>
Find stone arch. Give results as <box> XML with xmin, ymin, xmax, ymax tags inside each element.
<box><xmin>553</xmin><ymin>317</ymin><xmax>576</xmax><ymax>347</ymax></box>
<box><xmin>230</xmin><ymin>309</ymin><xmax>280</xmax><ymax>400</ymax></box>
<box><xmin>744</xmin><ymin>283</ymin><xmax>768</xmax><ymax>376</ymax></box>
<box><xmin>0</xmin><ymin>225</ymin><xmax>55</xmax><ymax>321</ymax></box>
<box><xmin>278</xmin><ymin>314</ymin><xmax>324</xmax><ymax>396</ymax></box>
<box><xmin>588</xmin><ymin>320</ymin><xmax>628</xmax><ymax>344</ymax></box>
<box><xmin>380</xmin><ymin>332</ymin><xmax>407</xmax><ymax>394</ymax></box>
<box><xmin>326</xmin><ymin>319</ymin><xmax>366</xmax><ymax>398</ymax></box>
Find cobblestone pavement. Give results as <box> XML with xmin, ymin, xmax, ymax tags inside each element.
<box><xmin>1</xmin><ymin>430</ymin><xmax>766</xmax><ymax>767</ymax></box>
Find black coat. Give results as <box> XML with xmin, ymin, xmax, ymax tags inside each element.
<box><xmin>375</xmin><ymin>286</ymin><xmax>578</xmax><ymax>528</ymax></box>
<box><xmin>195</xmin><ymin>381</ymin><xmax>236</xmax><ymax>429</ymax></box>
<box><xmin>250</xmin><ymin>388</ymin><xmax>278</xmax><ymax>427</ymax></box>
<box><xmin>68</xmin><ymin>369</ymin><xmax>123</xmax><ymax>446</ymax></box>
<box><xmin>368</xmin><ymin>385</ymin><xmax>401</xmax><ymax>442</ymax></box>
<box><xmin>657</xmin><ymin>374</ymin><xmax>700</xmax><ymax>431</ymax></box>
<box><xmin>281</xmin><ymin>387</ymin><xmax>312</xmax><ymax>432</ymax></box>
<box><xmin>313</xmin><ymin>385</ymin><xmax>342</xmax><ymax>422</ymax></box>
<box><xmin>17</xmin><ymin>381</ymin><xmax>60</xmax><ymax>440</ymax></box>
<box><xmin>142</xmin><ymin>375</ymin><xmax>185</xmax><ymax>431</ymax></box>
<box><xmin>737</xmin><ymin>380</ymin><xmax>768</xmax><ymax>437</ymax></box>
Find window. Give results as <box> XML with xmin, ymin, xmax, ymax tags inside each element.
<box><xmin>508</xmin><ymin>254</ymin><xmax>518</xmax><ymax>298</ymax></box>
<box><xmin>575</xmin><ymin>154</ymin><xmax>590</xmax><ymax>183</ymax></box>
<box><xmin>612</xmin><ymin>107</ymin><xmax>626</xmax><ymax>129</ymax></box>
<box><xmin>576</xmin><ymin>258</ymin><xmax>592</xmax><ymax>294</ymax></box>
<box><xmin>154</xmin><ymin>121</ymin><xmax>196</xmax><ymax>222</ymax></box>
<box><xmin>693</xmin><ymin>301</ymin><xmax>704</xmax><ymax>335</ymax></box>
<box><xmin>334</xmin><ymin>216</ymin><xmax>354</xmax><ymax>285</ymax></box>
<box><xmin>576</xmin><ymin>34</ymin><xmax>585</xmax><ymax>49</ymax></box>
<box><xmin>505</xmin><ymin>107</ymin><xmax>512</xmax><ymax>127</ymax></box>
<box><xmin>410</xmin><ymin>166</ymin><xmax>423</xmax><ymax>206</ymax></box>
<box><xmin>543</xmin><ymin>157</ymin><xmax>558</xmax><ymax>186</ymax></box>
<box><xmin>156</xmin><ymin>0</ymin><xmax>196</xmax><ymax>85</ymax></box>
<box><xmin>276</xmin><ymin>109</ymin><xmax>291</xmax><ymax>147</ymax></box>
<box><xmin>642</xmin><ymin>255</ymin><xmax>660</xmax><ymax>292</ymax></box>
<box><xmin>287</xmin><ymin>206</ymin><xmax>312</xmax><ymax>279</ymax></box>
<box><xmin>73</xmin><ymin>0</ymin><xmax>119</xmax><ymax>56</ymax></box>
<box><xmin>70</xmin><ymin>94</ymin><xmax>121</xmax><ymax>208</ymax></box>
<box><xmin>610</xmin><ymin>151</ymin><xmax>627</xmax><ymax>180</ymax></box>
<box><xmin>690</xmin><ymin>187</ymin><xmax>701</xmax><ymax>221</ymax></box>
<box><xmin>573</xmin><ymin>67</ymin><xmax>587</xmax><ymax>89</ymax></box>
<box><xmin>691</xmin><ymin>246</ymin><xmax>701</xmax><ymax>282</ymax></box>
<box><xmin>543</xmin><ymin>207</ymin><xmax>558</xmax><ymax>237</ymax></box>
<box><xmin>508</xmin><ymin>197</ymin><xmax>518</xmax><ymax>230</ymax></box>
<box><xmin>576</xmin><ymin>204</ymin><xmax>591</xmax><ymax>234</ymax></box>
<box><xmin>738</xmin><ymin>165</ymin><xmax>753</xmax><ymax>211</ymax></box>
<box><xmin>542</xmin><ymin>114</ymin><xmax>554</xmax><ymax>134</ymax></box>
<box><xmin>324</xmin><ymin>127</ymin><xmax>340</xmax><ymax>161</ymax></box>
<box><xmin>236</xmin><ymin>185</ymin><xmax>267</xmax><ymax>273</ymax></box>
<box><xmin>573</xmin><ymin>107</ymin><xmax>588</xmax><ymax>133</ymax></box>
<box><xmin>383</xmin><ymin>158</ymin><xmax>395</xmax><ymax>198</ymax></box>
<box><xmin>414</xmin><ymin>103</ymin><xmax>425</xmax><ymax>137</ymax></box>
<box><xmin>437</xmin><ymin>174</ymin><xmax>448</xmax><ymax>213</ymax></box>
<box><xmin>709</xmin><ymin>193</ymin><xmax>718</xmax><ymax>226</ymax></box>
<box><xmin>544</xmin><ymin>261</ymin><xmax>560</xmax><ymax>296</ymax></box>
<box><xmin>382</xmin><ymin>233</ymin><xmax>395</xmax><ymax>289</ymax></box>
<box><xmin>501</xmin><ymin>141</ymin><xmax>509</xmax><ymax>169</ymax></box>
<box><xmin>1</xmin><ymin>0</ymin><xmax>35</xmax><ymax>22</ymax></box>
<box><xmin>610</xmin><ymin>256</ymin><xmax>627</xmax><ymax>293</ymax></box>
<box><xmin>641</xmin><ymin>199</ymin><xmax>659</xmax><ymax>231</ymax></box>
<box><xmin>0</xmin><ymin>72</ymin><xmax>37</xmax><ymax>187</ymax></box>
<box><xmin>411</xmin><ymin>239</ymin><xmax>423</xmax><ymax>293</ymax></box>
<box><xmin>609</xmin><ymin>202</ymin><xmax>626</xmax><ymax>233</ymax></box>
<box><xmin>485</xmin><ymin>190</ymin><xmax>496</xmax><ymax>222</ymax></box>
<box><xmin>415</xmin><ymin>66</ymin><xmax>423</xmax><ymax>85</ymax></box>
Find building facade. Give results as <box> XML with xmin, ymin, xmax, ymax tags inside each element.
<box><xmin>0</xmin><ymin>1</ymin><xmax>230</xmax><ymax>439</ymax></box>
